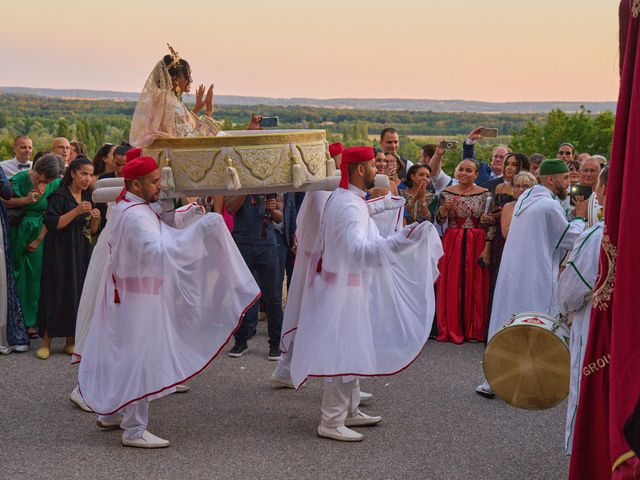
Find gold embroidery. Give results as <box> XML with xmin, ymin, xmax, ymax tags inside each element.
<box><xmin>442</xmin><ymin>191</ymin><xmax>490</xmax><ymax>229</ymax></box>
<box><xmin>593</xmin><ymin>234</ymin><xmax>617</xmax><ymax>310</ymax></box>
<box><xmin>237</xmin><ymin>146</ymin><xmax>284</xmax><ymax>180</ymax></box>
<box><xmin>297</xmin><ymin>143</ymin><xmax>326</xmax><ymax>176</ymax></box>
<box><xmin>149</xmin><ymin>130</ymin><xmax>326</xmax><ymax>149</ymax></box>
<box><xmin>82</xmin><ymin>215</ymin><xmax>92</xmax><ymax>242</ymax></box>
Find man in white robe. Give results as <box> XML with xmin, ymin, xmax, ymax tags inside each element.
<box><xmin>476</xmin><ymin>159</ymin><xmax>588</xmax><ymax>398</ymax></box>
<box><xmin>272</xmin><ymin>143</ymin><xmax>403</xmax><ymax>404</ymax></box>
<box><xmin>78</xmin><ymin>157</ymin><xmax>260</xmax><ymax>448</ymax></box>
<box><xmin>289</xmin><ymin>146</ymin><xmax>442</xmax><ymax>442</ymax></box>
<box><xmin>70</xmin><ymin>148</ymin><xmax>203</xmax><ymax>411</ymax></box>
<box><xmin>558</xmin><ymin>166</ymin><xmax>608</xmax><ymax>454</ymax></box>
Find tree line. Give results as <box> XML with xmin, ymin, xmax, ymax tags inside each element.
<box><xmin>0</xmin><ymin>93</ymin><xmax>614</xmax><ymax>175</ymax></box>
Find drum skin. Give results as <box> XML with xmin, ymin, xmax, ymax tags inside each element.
<box><xmin>483</xmin><ymin>312</ymin><xmax>570</xmax><ymax>410</ymax></box>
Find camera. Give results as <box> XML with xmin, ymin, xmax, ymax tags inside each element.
<box><xmin>439</xmin><ymin>140</ymin><xmax>458</xmax><ymax>150</ymax></box>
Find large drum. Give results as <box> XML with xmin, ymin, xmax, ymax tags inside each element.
<box><xmin>483</xmin><ymin>312</ymin><xmax>570</xmax><ymax>410</ymax></box>
<box><xmin>145</xmin><ymin>129</ymin><xmax>333</xmax><ymax>196</ymax></box>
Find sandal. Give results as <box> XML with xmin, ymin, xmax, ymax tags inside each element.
<box><xmin>27</xmin><ymin>328</ymin><xmax>39</xmax><ymax>339</ymax></box>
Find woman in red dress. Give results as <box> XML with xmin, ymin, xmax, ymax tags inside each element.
<box><xmin>435</xmin><ymin>159</ymin><xmax>494</xmax><ymax>344</ymax></box>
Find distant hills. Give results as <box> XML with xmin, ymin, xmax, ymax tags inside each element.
<box><xmin>0</xmin><ymin>86</ymin><xmax>617</xmax><ymax>114</ymax></box>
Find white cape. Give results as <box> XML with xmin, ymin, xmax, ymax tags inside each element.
<box><xmin>78</xmin><ymin>193</ymin><xmax>260</xmax><ymax>415</ymax></box>
<box><xmin>487</xmin><ymin>186</ymin><xmax>586</xmax><ymax>340</ymax></box>
<box><xmin>280</xmin><ymin>191</ymin><xmax>406</xmax><ymax>354</ymax></box>
<box><xmin>289</xmin><ymin>187</ymin><xmax>442</xmax><ymax>388</ymax></box>
<box><xmin>367</xmin><ymin>193</ymin><xmax>405</xmax><ymax>238</ymax></box>
<box><xmin>73</xmin><ymin>202</ymin><xmax>206</xmax><ymax>362</ymax></box>
<box><xmin>280</xmin><ymin>191</ymin><xmax>331</xmax><ymax>353</ymax></box>
<box><xmin>557</xmin><ymin>220</ymin><xmax>603</xmax><ymax>454</ymax></box>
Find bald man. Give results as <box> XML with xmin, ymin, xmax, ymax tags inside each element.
<box><xmin>52</xmin><ymin>138</ymin><xmax>71</xmax><ymax>165</ymax></box>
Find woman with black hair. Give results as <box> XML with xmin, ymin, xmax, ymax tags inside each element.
<box><xmin>36</xmin><ymin>157</ymin><xmax>100</xmax><ymax>359</ymax></box>
<box><xmin>400</xmin><ymin>164</ymin><xmax>438</xmax><ymax>224</ymax></box>
<box><xmin>92</xmin><ymin>143</ymin><xmax>115</xmax><ymax>177</ymax></box>
<box><xmin>485</xmin><ymin>152</ymin><xmax>529</xmax><ymax>318</ymax></box>
<box><xmin>435</xmin><ymin>159</ymin><xmax>494</xmax><ymax>344</ymax></box>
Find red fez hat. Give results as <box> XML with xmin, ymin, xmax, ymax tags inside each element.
<box><xmin>122</xmin><ymin>156</ymin><xmax>159</xmax><ymax>180</ymax></box>
<box><xmin>339</xmin><ymin>146</ymin><xmax>375</xmax><ymax>189</ymax></box>
<box><xmin>328</xmin><ymin>142</ymin><xmax>344</xmax><ymax>158</ymax></box>
<box><xmin>125</xmin><ymin>147</ymin><xmax>142</xmax><ymax>163</ymax></box>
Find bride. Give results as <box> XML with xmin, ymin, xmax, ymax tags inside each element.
<box><xmin>130</xmin><ymin>45</ymin><xmax>259</xmax><ymax>147</ymax></box>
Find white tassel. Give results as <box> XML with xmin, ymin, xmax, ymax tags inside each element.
<box><xmin>292</xmin><ymin>163</ymin><xmax>306</xmax><ymax>189</ymax></box>
<box><xmin>162</xmin><ymin>166</ymin><xmax>175</xmax><ymax>190</ymax></box>
<box><xmin>326</xmin><ymin>158</ymin><xmax>337</xmax><ymax>177</ymax></box>
<box><xmin>226</xmin><ymin>159</ymin><xmax>241</xmax><ymax>191</ymax></box>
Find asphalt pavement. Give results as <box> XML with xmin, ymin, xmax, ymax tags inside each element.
<box><xmin>0</xmin><ymin>328</ymin><xmax>569</xmax><ymax>480</ymax></box>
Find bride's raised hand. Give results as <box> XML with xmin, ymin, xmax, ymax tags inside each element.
<box><xmin>205</xmin><ymin>84</ymin><xmax>215</xmax><ymax>117</ymax></box>
<box><xmin>193</xmin><ymin>84</ymin><xmax>206</xmax><ymax>114</ymax></box>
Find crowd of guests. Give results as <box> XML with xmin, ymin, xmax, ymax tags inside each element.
<box><xmin>0</xmin><ymin>127</ymin><xmax>607</xmax><ymax>360</ymax></box>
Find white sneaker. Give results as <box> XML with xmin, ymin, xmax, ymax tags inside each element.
<box><xmin>475</xmin><ymin>380</ymin><xmax>496</xmax><ymax>399</ymax></box>
<box><xmin>96</xmin><ymin>417</ymin><xmax>122</xmax><ymax>430</ymax></box>
<box><xmin>359</xmin><ymin>391</ymin><xmax>373</xmax><ymax>403</ymax></box>
<box><xmin>13</xmin><ymin>344</ymin><xmax>29</xmax><ymax>353</ymax></box>
<box><xmin>70</xmin><ymin>386</ymin><xmax>94</xmax><ymax>412</ymax></box>
<box><xmin>174</xmin><ymin>384</ymin><xmax>189</xmax><ymax>393</ymax></box>
<box><xmin>122</xmin><ymin>430</ymin><xmax>170</xmax><ymax>449</ymax></box>
<box><xmin>270</xmin><ymin>372</ymin><xmax>295</xmax><ymax>389</ymax></box>
<box><xmin>345</xmin><ymin>410</ymin><xmax>382</xmax><ymax>427</ymax></box>
<box><xmin>317</xmin><ymin>425</ymin><xmax>363</xmax><ymax>442</ymax></box>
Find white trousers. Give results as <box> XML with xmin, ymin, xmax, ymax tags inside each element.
<box><xmin>273</xmin><ymin>348</ymin><xmax>292</xmax><ymax>379</ymax></box>
<box><xmin>321</xmin><ymin>377</ymin><xmax>360</xmax><ymax>428</ymax></box>
<box><xmin>98</xmin><ymin>399</ymin><xmax>149</xmax><ymax>440</ymax></box>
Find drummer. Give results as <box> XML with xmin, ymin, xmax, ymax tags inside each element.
<box><xmin>476</xmin><ymin>159</ymin><xmax>588</xmax><ymax>398</ymax></box>
<box><xmin>557</xmin><ymin>166</ymin><xmax>608</xmax><ymax>454</ymax></box>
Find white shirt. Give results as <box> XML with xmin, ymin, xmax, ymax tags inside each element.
<box><xmin>1</xmin><ymin>158</ymin><xmax>32</xmax><ymax>178</ymax></box>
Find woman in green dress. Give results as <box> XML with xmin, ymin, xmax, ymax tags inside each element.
<box><xmin>8</xmin><ymin>154</ymin><xmax>64</xmax><ymax>337</ymax></box>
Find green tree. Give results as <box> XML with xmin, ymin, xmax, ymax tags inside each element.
<box><xmin>56</xmin><ymin>117</ymin><xmax>71</xmax><ymax>139</ymax></box>
<box><xmin>510</xmin><ymin>107</ymin><xmax>614</xmax><ymax>159</ymax></box>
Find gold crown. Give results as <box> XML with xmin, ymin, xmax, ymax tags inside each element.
<box><xmin>166</xmin><ymin>43</ymin><xmax>181</xmax><ymax>69</ymax></box>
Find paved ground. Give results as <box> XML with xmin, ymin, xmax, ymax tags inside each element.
<box><xmin>0</xmin><ymin>329</ymin><xmax>569</xmax><ymax>480</ymax></box>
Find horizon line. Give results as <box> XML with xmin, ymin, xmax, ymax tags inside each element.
<box><xmin>0</xmin><ymin>85</ymin><xmax>617</xmax><ymax>105</ymax></box>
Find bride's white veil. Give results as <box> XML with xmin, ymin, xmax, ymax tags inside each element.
<box><xmin>129</xmin><ymin>60</ymin><xmax>179</xmax><ymax>148</ymax></box>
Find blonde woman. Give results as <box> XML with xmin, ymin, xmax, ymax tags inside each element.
<box><xmin>500</xmin><ymin>171</ymin><xmax>537</xmax><ymax>239</ymax></box>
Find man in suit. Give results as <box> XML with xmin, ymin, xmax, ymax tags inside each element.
<box><xmin>462</xmin><ymin>127</ymin><xmax>509</xmax><ymax>185</ymax></box>
<box><xmin>0</xmin><ymin>135</ymin><xmax>33</xmax><ymax>178</ymax></box>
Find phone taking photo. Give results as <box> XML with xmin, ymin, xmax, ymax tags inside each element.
<box><xmin>439</xmin><ymin>140</ymin><xmax>458</xmax><ymax>150</ymax></box>
<box><xmin>479</xmin><ymin>127</ymin><xmax>499</xmax><ymax>138</ymax></box>
<box><xmin>569</xmin><ymin>185</ymin><xmax>592</xmax><ymax>199</ymax></box>
<box><xmin>569</xmin><ymin>185</ymin><xmax>592</xmax><ymax>206</ymax></box>
<box><xmin>259</xmin><ymin>116</ymin><xmax>279</xmax><ymax>128</ymax></box>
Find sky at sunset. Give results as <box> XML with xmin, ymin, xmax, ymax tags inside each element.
<box><xmin>3</xmin><ymin>0</ymin><xmax>620</xmax><ymax>102</ymax></box>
